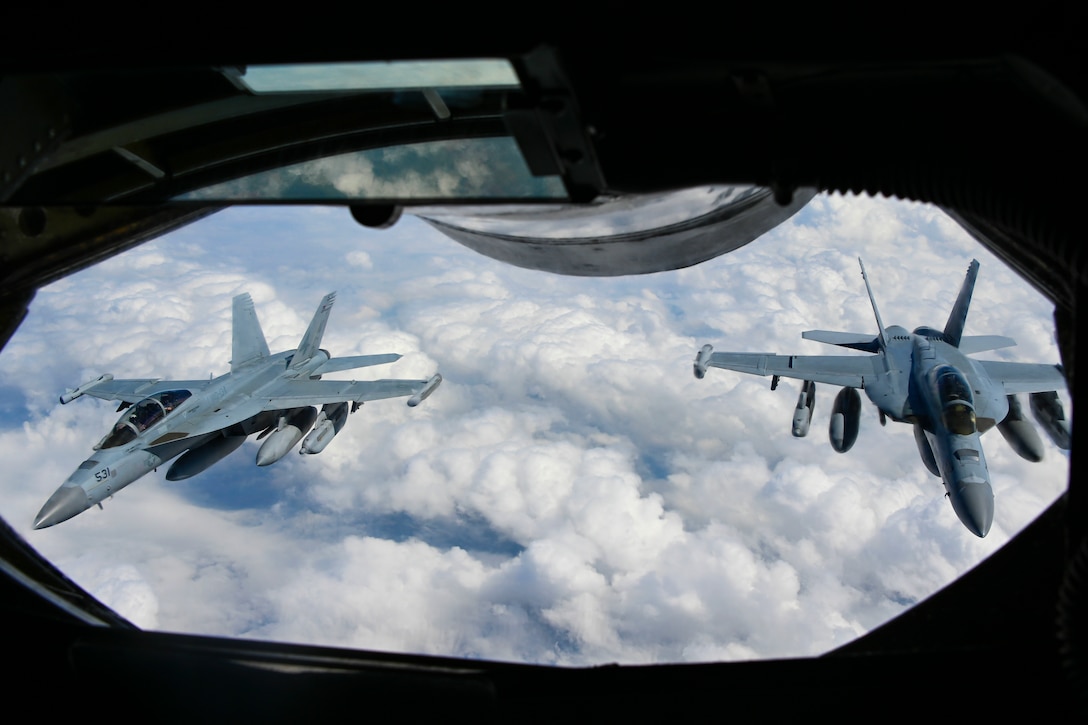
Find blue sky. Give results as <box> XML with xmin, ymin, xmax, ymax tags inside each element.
<box><xmin>0</xmin><ymin>193</ymin><xmax>1069</xmax><ymax>665</ymax></box>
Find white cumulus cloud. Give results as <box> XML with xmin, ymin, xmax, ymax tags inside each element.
<box><xmin>0</xmin><ymin>194</ymin><xmax>1068</xmax><ymax>665</ymax></box>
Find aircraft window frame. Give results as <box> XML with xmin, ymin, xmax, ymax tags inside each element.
<box><xmin>943</xmin><ymin>403</ymin><xmax>978</xmax><ymax>436</ymax></box>
<box><xmin>935</xmin><ymin>366</ymin><xmax>973</xmax><ymax>405</ymax></box>
<box><xmin>98</xmin><ymin>423</ymin><xmax>138</xmax><ymax>450</ymax></box>
<box><xmin>156</xmin><ymin>390</ymin><xmax>192</xmax><ymax>414</ymax></box>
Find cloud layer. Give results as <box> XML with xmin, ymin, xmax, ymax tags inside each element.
<box><xmin>0</xmin><ymin>193</ymin><xmax>1069</xmax><ymax>665</ymax></box>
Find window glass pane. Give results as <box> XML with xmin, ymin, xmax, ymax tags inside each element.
<box><xmin>175</xmin><ymin>138</ymin><xmax>567</xmax><ymax>201</ymax></box>
<box><xmin>238</xmin><ymin>60</ymin><xmax>520</xmax><ymax>93</ymax></box>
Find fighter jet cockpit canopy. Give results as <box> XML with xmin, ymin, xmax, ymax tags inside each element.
<box><xmin>933</xmin><ymin>366</ymin><xmax>977</xmax><ymax>436</ymax></box>
<box><xmin>96</xmin><ymin>390</ymin><xmax>192</xmax><ymax>450</ymax></box>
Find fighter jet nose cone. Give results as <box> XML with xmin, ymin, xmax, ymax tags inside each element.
<box><xmin>33</xmin><ymin>486</ymin><xmax>91</xmax><ymax>529</ymax></box>
<box><xmin>955</xmin><ymin>482</ymin><xmax>995</xmax><ymax>538</ymax></box>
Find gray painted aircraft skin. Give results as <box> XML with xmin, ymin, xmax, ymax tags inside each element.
<box><xmin>694</xmin><ymin>259</ymin><xmax>1070</xmax><ymax>537</ymax></box>
<box><xmin>34</xmin><ymin>292</ymin><xmax>442</xmax><ymax>529</ymax></box>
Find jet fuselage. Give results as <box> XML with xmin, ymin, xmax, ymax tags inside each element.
<box><xmin>853</xmin><ymin>328</ymin><xmax>997</xmax><ymax>536</ymax></box>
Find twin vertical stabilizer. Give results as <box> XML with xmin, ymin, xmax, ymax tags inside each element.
<box><xmin>858</xmin><ymin>258</ymin><xmax>887</xmax><ymax>351</ymax></box>
<box><xmin>232</xmin><ymin>291</ymin><xmax>338</xmax><ymax>372</ymax></box>
<box><xmin>856</xmin><ymin>257</ymin><xmax>980</xmax><ymax>349</ymax></box>
<box><xmin>943</xmin><ymin>259</ymin><xmax>980</xmax><ymax>348</ymax></box>
<box><xmin>231</xmin><ymin>293</ymin><xmax>271</xmax><ymax>372</ymax></box>
<box><xmin>293</xmin><ymin>292</ymin><xmax>336</xmax><ymax>368</ymax></box>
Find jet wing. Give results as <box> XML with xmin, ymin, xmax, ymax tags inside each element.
<box><xmin>975</xmin><ymin>361</ymin><xmax>1067</xmax><ymax>395</ymax></box>
<box><xmin>76</xmin><ymin>378</ymin><xmax>213</xmax><ymax>404</ymax></box>
<box><xmin>254</xmin><ymin>378</ymin><xmax>432</xmax><ymax>408</ymax></box>
<box><xmin>705</xmin><ymin>352</ymin><xmax>879</xmax><ymax>388</ymax></box>
<box><xmin>179</xmin><ymin>378</ymin><xmax>435</xmax><ymax>437</ymax></box>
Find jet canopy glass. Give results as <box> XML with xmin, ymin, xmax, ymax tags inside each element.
<box><xmin>933</xmin><ymin>366</ymin><xmax>977</xmax><ymax>436</ymax></box>
<box><xmin>96</xmin><ymin>390</ymin><xmax>192</xmax><ymax>449</ymax></box>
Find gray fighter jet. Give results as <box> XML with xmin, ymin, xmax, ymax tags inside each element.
<box><xmin>34</xmin><ymin>291</ymin><xmax>442</xmax><ymax>529</ymax></box>
<box><xmin>693</xmin><ymin>259</ymin><xmax>1069</xmax><ymax>537</ymax></box>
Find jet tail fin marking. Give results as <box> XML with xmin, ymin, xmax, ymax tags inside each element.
<box><xmin>231</xmin><ymin>293</ymin><xmax>271</xmax><ymax>373</ymax></box>
<box><xmin>943</xmin><ymin>259</ymin><xmax>980</xmax><ymax>348</ymax></box>
<box><xmin>293</xmin><ymin>291</ymin><xmax>336</xmax><ymax>368</ymax></box>
<box><xmin>858</xmin><ymin>258</ymin><xmax>887</xmax><ymax>350</ymax></box>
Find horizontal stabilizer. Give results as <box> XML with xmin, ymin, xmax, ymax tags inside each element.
<box><xmin>313</xmin><ymin>353</ymin><xmax>402</xmax><ymax>375</ymax></box>
<box><xmin>943</xmin><ymin>259</ymin><xmax>980</xmax><ymax>348</ymax></box>
<box><xmin>957</xmin><ymin>335</ymin><xmax>1017</xmax><ymax>354</ymax></box>
<box><xmin>801</xmin><ymin>330</ymin><xmax>880</xmax><ymax>352</ymax></box>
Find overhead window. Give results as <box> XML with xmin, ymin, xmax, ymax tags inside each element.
<box><xmin>234</xmin><ymin>60</ymin><xmax>520</xmax><ymax>93</ymax></box>
<box><xmin>175</xmin><ymin>138</ymin><xmax>566</xmax><ymax>201</ymax></box>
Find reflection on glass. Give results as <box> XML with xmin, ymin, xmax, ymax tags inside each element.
<box><xmin>419</xmin><ymin>186</ymin><xmax>767</xmax><ymax>238</ymax></box>
<box><xmin>238</xmin><ymin>60</ymin><xmax>521</xmax><ymax>93</ymax></box>
<box><xmin>97</xmin><ymin>390</ymin><xmax>193</xmax><ymax>450</ymax></box>
<box><xmin>175</xmin><ymin>138</ymin><xmax>567</xmax><ymax>201</ymax></box>
<box><xmin>415</xmin><ymin>185</ymin><xmax>816</xmax><ymax>276</ymax></box>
